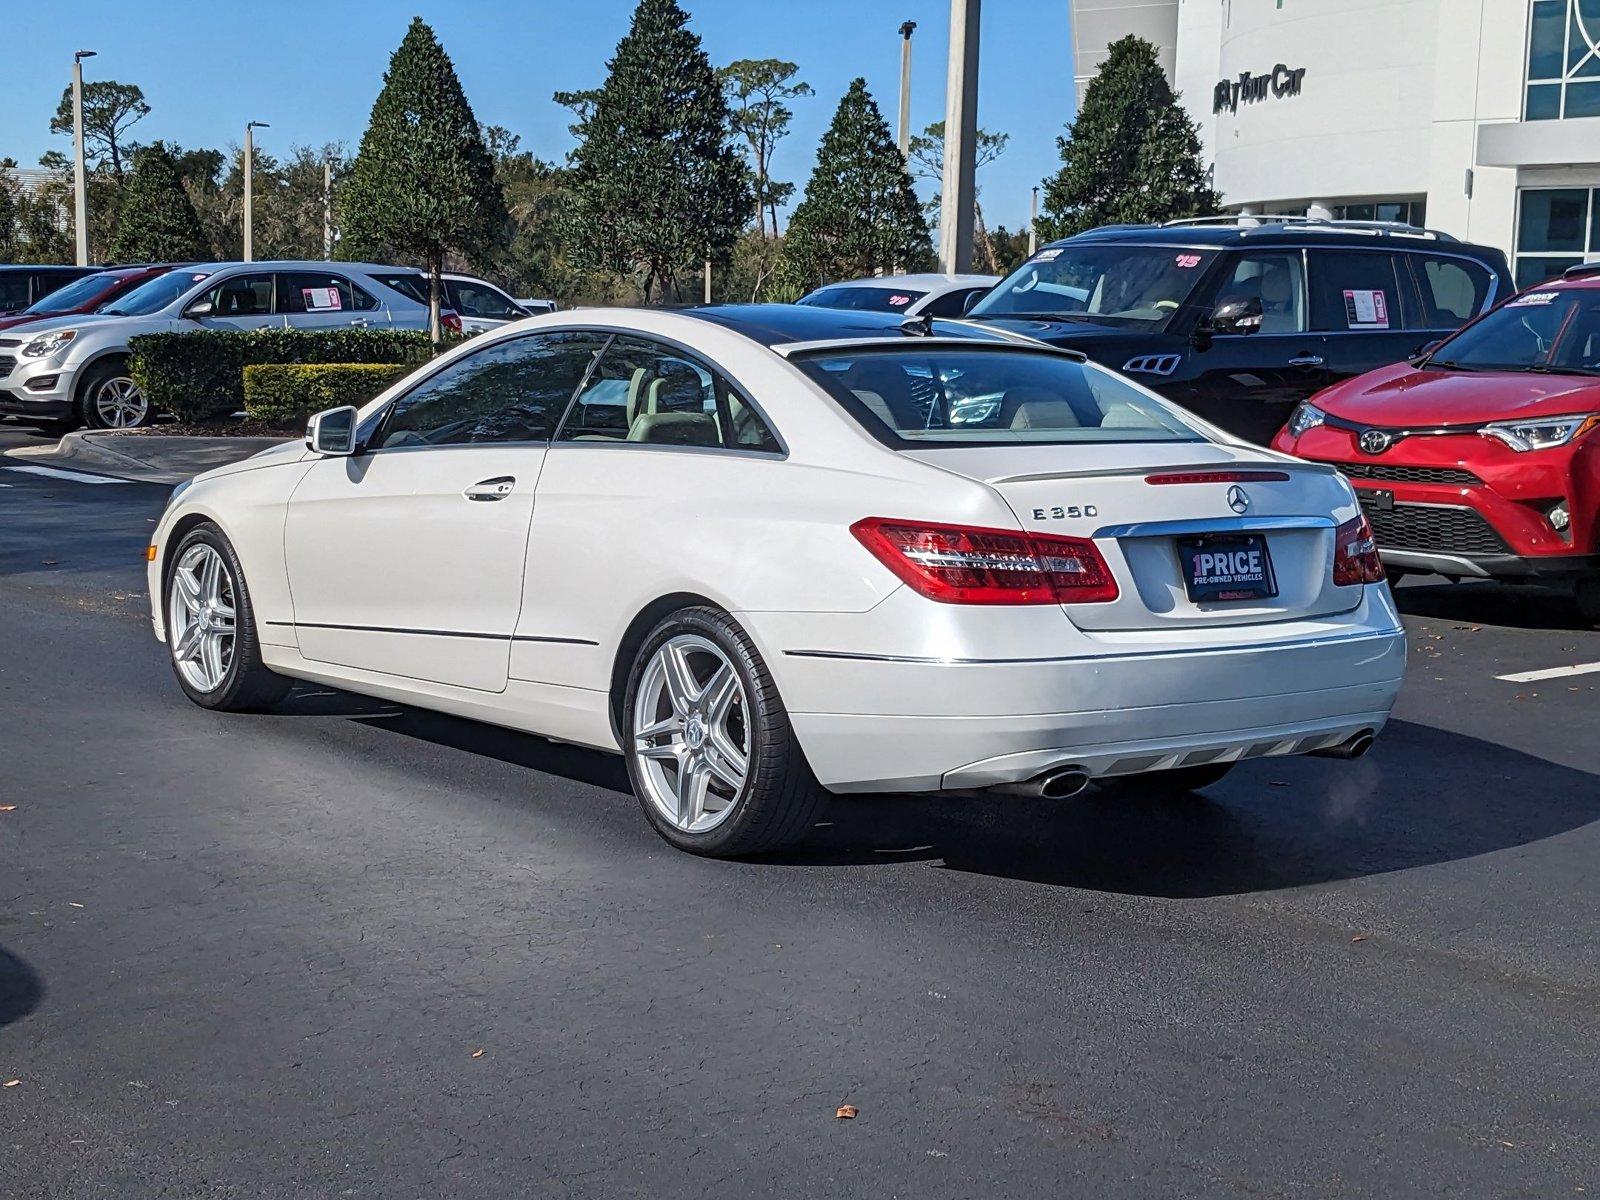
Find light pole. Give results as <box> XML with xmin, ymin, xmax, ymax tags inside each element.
<box><xmin>1029</xmin><ymin>186</ymin><xmax>1039</xmax><ymax>255</ymax></box>
<box><xmin>71</xmin><ymin>49</ymin><xmax>96</xmax><ymax>267</ymax></box>
<box><xmin>243</xmin><ymin>120</ymin><xmax>269</xmax><ymax>262</ymax></box>
<box><xmin>938</xmin><ymin>0</ymin><xmax>980</xmax><ymax>274</ymax></box>
<box><xmin>897</xmin><ymin>21</ymin><xmax>916</xmax><ymax>159</ymax></box>
<box><xmin>322</xmin><ymin>150</ymin><xmax>333</xmax><ymax>260</ymax></box>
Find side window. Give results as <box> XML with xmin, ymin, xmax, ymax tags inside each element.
<box><xmin>556</xmin><ymin>335</ymin><xmax>780</xmax><ymax>452</ymax></box>
<box><xmin>450</xmin><ymin>280</ymin><xmax>523</xmax><ymax>320</ymax></box>
<box><xmin>1308</xmin><ymin>251</ymin><xmax>1421</xmax><ymax>332</ymax></box>
<box><xmin>920</xmin><ymin>287</ymin><xmax>986</xmax><ymax>318</ymax></box>
<box><xmin>278</xmin><ymin>272</ymin><xmax>355</xmax><ymax>314</ymax></box>
<box><xmin>377</xmin><ymin>331</ymin><xmax>607</xmax><ymax>449</ymax></box>
<box><xmin>1210</xmin><ymin>253</ymin><xmax>1306</xmax><ymax>333</ymax></box>
<box><xmin>199</xmin><ymin>272</ymin><xmax>274</xmax><ymax>317</ymax></box>
<box><xmin>0</xmin><ymin>272</ymin><xmax>30</xmax><ymax>312</ymax></box>
<box><xmin>1413</xmin><ymin>255</ymin><xmax>1493</xmax><ymax>327</ymax></box>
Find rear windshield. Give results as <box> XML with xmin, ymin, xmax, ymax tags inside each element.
<box><xmin>797</xmin><ymin>285</ymin><xmax>927</xmax><ymax>313</ymax></box>
<box><xmin>971</xmin><ymin>243</ymin><xmax>1217</xmax><ymax>328</ymax></box>
<box><xmin>793</xmin><ymin>347</ymin><xmax>1204</xmax><ymax>446</ymax></box>
<box><xmin>1427</xmin><ymin>286</ymin><xmax>1600</xmax><ymax>375</ymax></box>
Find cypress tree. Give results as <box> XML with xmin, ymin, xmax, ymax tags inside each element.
<box><xmin>561</xmin><ymin>0</ymin><xmax>750</xmax><ymax>303</ymax></box>
<box><xmin>1037</xmin><ymin>35</ymin><xmax>1219</xmax><ymax>240</ymax></box>
<box><xmin>107</xmin><ymin>142</ymin><xmax>209</xmax><ymax>262</ymax></box>
<box><xmin>340</xmin><ymin>17</ymin><xmax>503</xmax><ymax>340</ymax></box>
<box><xmin>778</xmin><ymin>79</ymin><xmax>932</xmax><ymax>292</ymax></box>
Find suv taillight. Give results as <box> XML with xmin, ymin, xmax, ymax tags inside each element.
<box><xmin>1333</xmin><ymin>513</ymin><xmax>1384</xmax><ymax>586</ymax></box>
<box><xmin>850</xmin><ymin>517</ymin><xmax>1119</xmax><ymax>605</ymax></box>
<box><xmin>441</xmin><ymin>310</ymin><xmax>463</xmax><ymax>335</ymax></box>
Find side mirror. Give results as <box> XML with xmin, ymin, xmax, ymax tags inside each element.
<box><xmin>184</xmin><ymin>300</ymin><xmax>214</xmax><ymax>319</ymax></box>
<box><xmin>1207</xmin><ymin>295</ymin><xmax>1264</xmax><ymax>336</ymax></box>
<box><xmin>1409</xmin><ymin>338</ymin><xmax>1444</xmax><ymax>365</ymax></box>
<box><xmin>306</xmin><ymin>405</ymin><xmax>358</xmax><ymax>456</ymax></box>
<box><xmin>961</xmin><ymin>287</ymin><xmax>990</xmax><ymax>316</ymax></box>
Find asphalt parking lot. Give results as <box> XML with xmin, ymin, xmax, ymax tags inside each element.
<box><xmin>3</xmin><ymin>423</ymin><xmax>1599</xmax><ymax>1198</ymax></box>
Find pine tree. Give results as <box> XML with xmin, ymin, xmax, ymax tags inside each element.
<box><xmin>339</xmin><ymin>17</ymin><xmax>504</xmax><ymax>340</ymax></box>
<box><xmin>779</xmin><ymin>79</ymin><xmax>932</xmax><ymax>292</ymax></box>
<box><xmin>1037</xmin><ymin>36</ymin><xmax>1218</xmax><ymax>241</ymax></box>
<box><xmin>561</xmin><ymin>0</ymin><xmax>750</xmax><ymax>303</ymax></box>
<box><xmin>107</xmin><ymin>142</ymin><xmax>209</xmax><ymax>262</ymax></box>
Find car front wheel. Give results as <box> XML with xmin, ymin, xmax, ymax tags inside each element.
<box><xmin>78</xmin><ymin>361</ymin><xmax>152</xmax><ymax>430</ymax></box>
<box><xmin>623</xmin><ymin>607</ymin><xmax>826</xmax><ymax>857</ymax></box>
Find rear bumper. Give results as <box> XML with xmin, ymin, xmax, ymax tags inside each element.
<box><xmin>768</xmin><ymin>614</ymin><xmax>1405</xmax><ymax>793</ymax></box>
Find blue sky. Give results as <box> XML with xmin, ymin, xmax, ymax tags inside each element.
<box><xmin>0</xmin><ymin>0</ymin><xmax>1076</xmax><ymax>232</ymax></box>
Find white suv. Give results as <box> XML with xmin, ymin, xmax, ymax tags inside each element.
<box><xmin>0</xmin><ymin>261</ymin><xmax>434</xmax><ymax>430</ymax></box>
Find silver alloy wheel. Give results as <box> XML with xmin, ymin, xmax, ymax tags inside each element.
<box><xmin>167</xmin><ymin>543</ymin><xmax>237</xmax><ymax>693</ymax></box>
<box><xmin>95</xmin><ymin>376</ymin><xmax>148</xmax><ymax>428</ymax></box>
<box><xmin>631</xmin><ymin>633</ymin><xmax>751</xmax><ymax>833</ymax></box>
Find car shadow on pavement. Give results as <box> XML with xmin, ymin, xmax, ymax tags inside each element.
<box><xmin>0</xmin><ymin>947</ymin><xmax>44</xmax><ymax>1028</ymax></box>
<box><xmin>766</xmin><ymin>719</ymin><xmax>1600</xmax><ymax>898</ymax></box>
<box><xmin>1394</xmin><ymin>579</ymin><xmax>1598</xmax><ymax>632</ymax></box>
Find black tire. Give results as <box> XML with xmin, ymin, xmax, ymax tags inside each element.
<box><xmin>622</xmin><ymin>606</ymin><xmax>827</xmax><ymax>857</ymax></box>
<box><xmin>163</xmin><ymin>523</ymin><xmax>291</xmax><ymax>712</ymax></box>
<box><xmin>76</xmin><ymin>358</ymin><xmax>152</xmax><ymax>430</ymax></box>
<box><xmin>1109</xmin><ymin>762</ymin><xmax>1235</xmax><ymax>797</ymax></box>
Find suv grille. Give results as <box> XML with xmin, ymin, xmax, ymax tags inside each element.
<box><xmin>1359</xmin><ymin>498</ymin><xmax>1510</xmax><ymax>556</ymax></box>
<box><xmin>0</xmin><ymin>355</ymin><xmax>12</xmax><ymax>379</ymax></box>
<box><xmin>1337</xmin><ymin>462</ymin><xmax>1481</xmax><ymax>485</ymax></box>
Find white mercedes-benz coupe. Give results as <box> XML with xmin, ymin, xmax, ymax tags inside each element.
<box><xmin>147</xmin><ymin>304</ymin><xmax>1406</xmax><ymax>856</ymax></box>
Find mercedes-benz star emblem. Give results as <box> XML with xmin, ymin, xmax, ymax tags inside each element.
<box><xmin>1226</xmin><ymin>484</ymin><xmax>1250</xmax><ymax>514</ymax></box>
<box><xmin>1359</xmin><ymin>429</ymin><xmax>1393</xmax><ymax>455</ymax></box>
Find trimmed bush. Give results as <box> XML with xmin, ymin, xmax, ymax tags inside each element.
<box><xmin>243</xmin><ymin>363</ymin><xmax>415</xmax><ymax>425</ymax></box>
<box><xmin>128</xmin><ymin>328</ymin><xmax>435</xmax><ymax>422</ymax></box>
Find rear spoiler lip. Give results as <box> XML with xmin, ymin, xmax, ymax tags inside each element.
<box><xmin>986</xmin><ymin>459</ymin><xmax>1344</xmax><ymax>485</ymax></box>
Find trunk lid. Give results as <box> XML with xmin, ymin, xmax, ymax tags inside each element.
<box><xmin>904</xmin><ymin>443</ymin><xmax>1359</xmax><ymax>631</ymax></box>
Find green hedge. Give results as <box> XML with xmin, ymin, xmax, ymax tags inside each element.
<box><xmin>242</xmin><ymin>362</ymin><xmax>415</xmax><ymax>425</ymax></box>
<box><xmin>128</xmin><ymin>328</ymin><xmax>435</xmax><ymax>422</ymax></box>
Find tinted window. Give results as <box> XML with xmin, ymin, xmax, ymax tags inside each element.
<box><xmin>1414</xmin><ymin>256</ymin><xmax>1493</xmax><ymax>326</ymax></box>
<box><xmin>448</xmin><ymin>279</ymin><xmax>523</xmax><ymax>320</ymax></box>
<box><xmin>1308</xmin><ymin>251</ymin><xmax>1418</xmax><ymax>332</ymax></box>
<box><xmin>920</xmin><ymin>287</ymin><xmax>988</xmax><ymax>318</ymax></box>
<box><xmin>23</xmin><ymin>272</ymin><xmax>123</xmax><ymax>314</ymax></box>
<box><xmin>103</xmin><ymin>270</ymin><xmax>213</xmax><ymax>316</ymax></box>
<box><xmin>277</xmin><ymin>272</ymin><xmax>378</xmax><ymax>314</ymax></box>
<box><xmin>1211</xmin><ymin>252</ymin><xmax>1306</xmax><ymax>333</ymax></box>
<box><xmin>797</xmin><ymin>285</ymin><xmax>927</xmax><ymax>313</ymax></box>
<box><xmin>199</xmin><ymin>273</ymin><xmax>274</xmax><ymax>317</ymax></box>
<box><xmin>972</xmin><ymin>244</ymin><xmax>1217</xmax><ymax>327</ymax></box>
<box><xmin>0</xmin><ymin>272</ymin><xmax>34</xmax><ymax>313</ymax></box>
<box><xmin>373</xmin><ymin>274</ymin><xmax>430</xmax><ymax>305</ymax></box>
<box><xmin>378</xmin><ymin>332</ymin><xmax>607</xmax><ymax>449</ymax></box>
<box><xmin>794</xmin><ymin>348</ymin><xmax>1202</xmax><ymax>446</ymax></box>
<box><xmin>556</xmin><ymin>335</ymin><xmax>780</xmax><ymax>452</ymax></box>
<box><xmin>1427</xmin><ymin>288</ymin><xmax>1600</xmax><ymax>374</ymax></box>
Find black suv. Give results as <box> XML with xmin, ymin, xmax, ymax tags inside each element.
<box><xmin>0</xmin><ymin>265</ymin><xmax>98</xmax><ymax>317</ymax></box>
<box><xmin>965</xmin><ymin>218</ymin><xmax>1515</xmax><ymax>444</ymax></box>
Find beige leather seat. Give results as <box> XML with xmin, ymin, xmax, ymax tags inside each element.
<box><xmin>626</xmin><ymin>412</ymin><xmax>720</xmax><ymax>446</ymax></box>
<box><xmin>1005</xmin><ymin>386</ymin><xmax>1080</xmax><ymax>430</ymax></box>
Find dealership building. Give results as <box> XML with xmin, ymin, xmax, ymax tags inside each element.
<box><xmin>1071</xmin><ymin>0</ymin><xmax>1600</xmax><ymax>288</ymax></box>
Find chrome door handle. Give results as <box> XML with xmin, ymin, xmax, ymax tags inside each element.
<box><xmin>1288</xmin><ymin>354</ymin><xmax>1324</xmax><ymax>368</ymax></box>
<box><xmin>464</xmin><ymin>476</ymin><xmax>515</xmax><ymax>501</ymax></box>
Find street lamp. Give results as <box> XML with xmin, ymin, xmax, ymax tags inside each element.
<box><xmin>72</xmin><ymin>50</ymin><xmax>97</xmax><ymax>267</ymax></box>
<box><xmin>243</xmin><ymin>120</ymin><xmax>269</xmax><ymax>262</ymax></box>
<box><xmin>897</xmin><ymin>21</ymin><xmax>916</xmax><ymax>159</ymax></box>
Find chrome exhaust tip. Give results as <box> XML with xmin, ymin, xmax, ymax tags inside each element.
<box><xmin>1310</xmin><ymin>730</ymin><xmax>1375</xmax><ymax>760</ymax></box>
<box><xmin>990</xmin><ymin>766</ymin><xmax>1091</xmax><ymax>799</ymax></box>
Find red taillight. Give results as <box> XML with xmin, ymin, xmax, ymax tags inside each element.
<box><xmin>850</xmin><ymin>517</ymin><xmax>1119</xmax><ymax>605</ymax></box>
<box><xmin>1333</xmin><ymin>513</ymin><xmax>1384</xmax><ymax>586</ymax></box>
<box><xmin>441</xmin><ymin>311</ymin><xmax>463</xmax><ymax>335</ymax></box>
<box><xmin>1144</xmin><ymin>470</ymin><xmax>1291</xmax><ymax>485</ymax></box>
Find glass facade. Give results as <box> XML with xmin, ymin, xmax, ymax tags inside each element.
<box><xmin>1525</xmin><ymin>0</ymin><xmax>1600</xmax><ymax>120</ymax></box>
<box><xmin>1330</xmin><ymin>200</ymin><xmax>1428</xmax><ymax>227</ymax></box>
<box><xmin>1513</xmin><ymin>186</ymin><xmax>1600</xmax><ymax>287</ymax></box>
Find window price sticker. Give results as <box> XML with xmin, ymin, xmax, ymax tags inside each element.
<box><xmin>1032</xmin><ymin>248</ymin><xmax>1062</xmax><ymax>262</ymax></box>
<box><xmin>1510</xmin><ymin>290</ymin><xmax>1559</xmax><ymax>306</ymax></box>
<box><xmin>1343</xmin><ymin>288</ymin><xmax>1389</xmax><ymax>329</ymax></box>
<box><xmin>302</xmin><ymin>287</ymin><xmax>343</xmax><ymax>311</ymax></box>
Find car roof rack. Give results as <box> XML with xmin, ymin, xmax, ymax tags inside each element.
<box><xmin>1160</xmin><ymin>214</ymin><xmax>1459</xmax><ymax>243</ymax></box>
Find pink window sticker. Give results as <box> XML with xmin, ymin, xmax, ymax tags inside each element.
<box><xmin>302</xmin><ymin>286</ymin><xmax>343</xmax><ymax>311</ymax></box>
<box><xmin>1175</xmin><ymin>253</ymin><xmax>1203</xmax><ymax>268</ymax></box>
<box><xmin>1342</xmin><ymin>289</ymin><xmax>1389</xmax><ymax>328</ymax></box>
<box><xmin>888</xmin><ymin>294</ymin><xmax>912</xmax><ymax>307</ymax></box>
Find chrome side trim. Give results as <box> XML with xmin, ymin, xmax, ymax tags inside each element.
<box><xmin>1092</xmin><ymin>514</ymin><xmax>1337</xmax><ymax>538</ymax></box>
<box><xmin>783</xmin><ymin>625</ymin><xmax>1402</xmax><ymax>666</ymax></box>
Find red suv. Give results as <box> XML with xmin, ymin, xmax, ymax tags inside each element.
<box><xmin>1272</xmin><ymin>269</ymin><xmax>1600</xmax><ymax>620</ymax></box>
<box><xmin>0</xmin><ymin>264</ymin><xmax>180</xmax><ymax>333</ymax></box>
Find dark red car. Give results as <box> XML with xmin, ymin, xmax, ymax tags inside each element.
<box><xmin>0</xmin><ymin>264</ymin><xmax>181</xmax><ymax>333</ymax></box>
<box><xmin>1272</xmin><ymin>270</ymin><xmax>1600</xmax><ymax>620</ymax></box>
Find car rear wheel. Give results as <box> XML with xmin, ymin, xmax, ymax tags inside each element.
<box><xmin>623</xmin><ymin>607</ymin><xmax>826</xmax><ymax>857</ymax></box>
<box><xmin>77</xmin><ymin>360</ymin><xmax>152</xmax><ymax>430</ymax></box>
<box><xmin>164</xmin><ymin>524</ymin><xmax>291</xmax><ymax>711</ymax></box>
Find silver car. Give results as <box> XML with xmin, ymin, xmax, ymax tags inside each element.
<box><xmin>0</xmin><ymin>261</ymin><xmax>433</xmax><ymax>430</ymax></box>
<box><xmin>795</xmin><ymin>272</ymin><xmax>998</xmax><ymax>320</ymax></box>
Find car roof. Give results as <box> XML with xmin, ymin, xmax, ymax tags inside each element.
<box><xmin>1046</xmin><ymin>220</ymin><xmax>1503</xmax><ymax>255</ymax></box>
<box><xmin>809</xmin><ymin>273</ymin><xmax>998</xmax><ymax>290</ymax></box>
<box><xmin>176</xmin><ymin>260</ymin><xmax>423</xmax><ymax>273</ymax></box>
<box><xmin>680</xmin><ymin>303</ymin><xmax>1017</xmax><ymax>348</ymax></box>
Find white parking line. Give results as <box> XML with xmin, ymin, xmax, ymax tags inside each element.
<box><xmin>2</xmin><ymin>465</ymin><xmax>131</xmax><ymax>485</ymax></box>
<box><xmin>1496</xmin><ymin>662</ymin><xmax>1600</xmax><ymax>683</ymax></box>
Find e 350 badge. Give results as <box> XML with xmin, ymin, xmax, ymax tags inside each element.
<box><xmin>1031</xmin><ymin>504</ymin><xmax>1099</xmax><ymax>520</ymax></box>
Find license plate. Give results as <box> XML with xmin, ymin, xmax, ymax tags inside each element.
<box><xmin>1176</xmin><ymin>533</ymin><xmax>1278</xmax><ymax>603</ymax></box>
